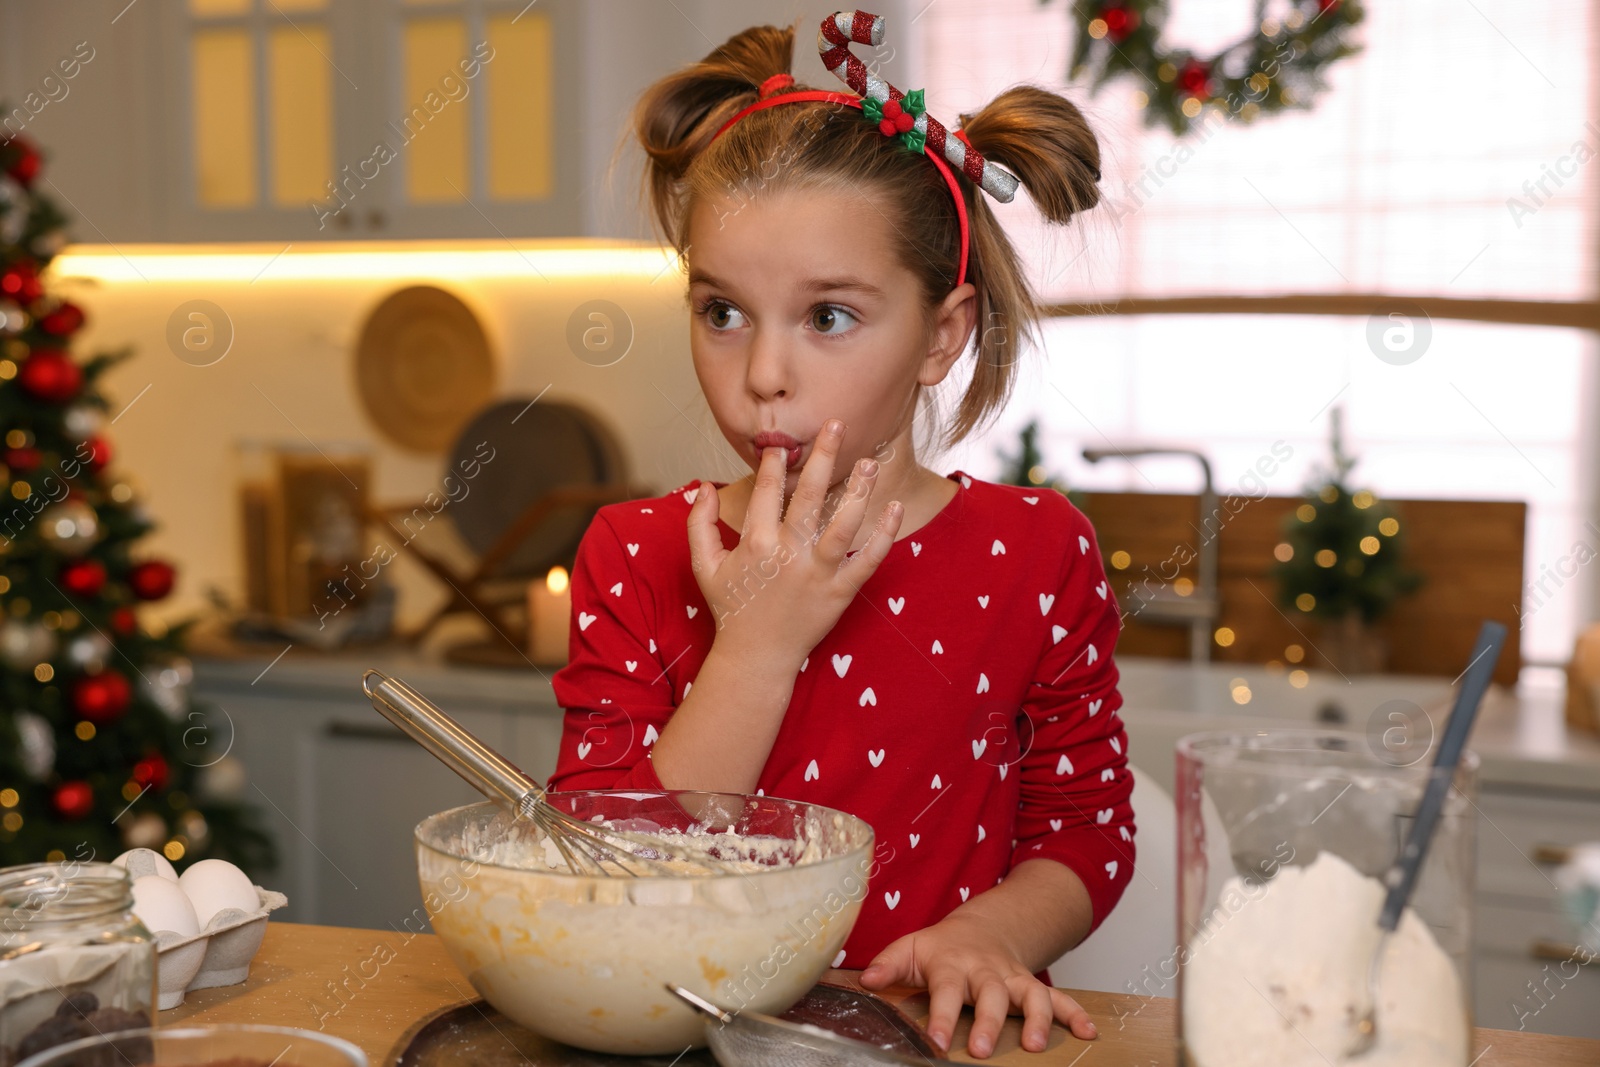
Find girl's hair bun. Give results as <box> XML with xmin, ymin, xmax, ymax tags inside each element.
<box><xmin>957</xmin><ymin>84</ymin><xmax>1102</xmax><ymax>224</ymax></box>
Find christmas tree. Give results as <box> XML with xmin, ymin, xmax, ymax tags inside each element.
<box><xmin>0</xmin><ymin>129</ymin><xmax>274</xmax><ymax>874</ymax></box>
<box><xmin>994</xmin><ymin>419</ymin><xmax>1084</xmax><ymax>508</ymax></box>
<box><xmin>1273</xmin><ymin>406</ymin><xmax>1423</xmax><ymax>625</ymax></box>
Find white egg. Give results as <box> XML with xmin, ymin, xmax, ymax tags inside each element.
<box><xmin>112</xmin><ymin>847</ymin><xmax>179</xmax><ymax>881</ymax></box>
<box><xmin>131</xmin><ymin>874</ymin><xmax>199</xmax><ymax>937</ymax></box>
<box><xmin>178</xmin><ymin>859</ymin><xmax>260</xmax><ymax>928</ymax></box>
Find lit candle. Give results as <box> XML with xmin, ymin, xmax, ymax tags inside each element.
<box><xmin>527</xmin><ymin>565</ymin><xmax>572</xmax><ymax>665</ymax></box>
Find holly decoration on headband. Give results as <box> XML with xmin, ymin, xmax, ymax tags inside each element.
<box><xmin>863</xmin><ymin>88</ymin><xmax>926</xmax><ymax>153</ymax></box>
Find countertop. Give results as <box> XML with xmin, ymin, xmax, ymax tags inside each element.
<box><xmin>190</xmin><ymin>639</ymin><xmax>1600</xmax><ymax>793</ymax></box>
<box><xmin>164</xmin><ymin>921</ymin><xmax>1600</xmax><ymax>1065</ymax></box>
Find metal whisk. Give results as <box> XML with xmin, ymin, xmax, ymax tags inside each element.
<box><xmin>362</xmin><ymin>669</ymin><xmax>746</xmax><ymax>877</ymax></box>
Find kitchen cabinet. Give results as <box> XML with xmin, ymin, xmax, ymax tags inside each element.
<box><xmin>153</xmin><ymin>0</ymin><xmax>582</xmax><ymax>242</ymax></box>
<box><xmin>192</xmin><ymin>652</ymin><xmax>565</xmax><ymax>932</ymax></box>
<box><xmin>1471</xmin><ymin>785</ymin><xmax>1600</xmax><ymax>1039</ymax></box>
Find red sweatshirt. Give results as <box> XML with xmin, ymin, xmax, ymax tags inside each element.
<box><xmin>548</xmin><ymin>470</ymin><xmax>1136</xmax><ymax>976</ymax></box>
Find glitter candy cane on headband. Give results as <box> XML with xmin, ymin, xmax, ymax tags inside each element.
<box><xmin>818</xmin><ymin>10</ymin><xmax>1019</xmax><ymax>204</ymax></box>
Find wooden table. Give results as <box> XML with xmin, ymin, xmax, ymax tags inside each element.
<box><xmin>165</xmin><ymin>922</ymin><xmax>1600</xmax><ymax>1066</ymax></box>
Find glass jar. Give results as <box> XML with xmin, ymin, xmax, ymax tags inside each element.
<box><xmin>1176</xmin><ymin>729</ymin><xmax>1476</xmax><ymax>1067</ymax></box>
<box><xmin>0</xmin><ymin>861</ymin><xmax>157</xmax><ymax>1065</ymax></box>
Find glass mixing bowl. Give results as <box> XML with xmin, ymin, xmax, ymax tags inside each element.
<box><xmin>13</xmin><ymin>1024</ymin><xmax>366</xmax><ymax>1067</ymax></box>
<box><xmin>414</xmin><ymin>791</ymin><xmax>876</xmax><ymax>1055</ymax></box>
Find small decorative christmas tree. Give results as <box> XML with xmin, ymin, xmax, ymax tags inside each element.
<box><xmin>0</xmin><ymin>127</ymin><xmax>274</xmax><ymax>874</ymax></box>
<box><xmin>995</xmin><ymin>419</ymin><xmax>1083</xmax><ymax>508</ymax></box>
<box><xmin>1273</xmin><ymin>407</ymin><xmax>1422</xmax><ymax>668</ymax></box>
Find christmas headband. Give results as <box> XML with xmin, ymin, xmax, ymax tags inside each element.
<box><xmin>709</xmin><ymin>10</ymin><xmax>1026</xmax><ymax>290</ymax></box>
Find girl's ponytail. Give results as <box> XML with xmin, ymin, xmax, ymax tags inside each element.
<box><xmin>936</xmin><ymin>85</ymin><xmax>1102</xmax><ymax>450</ymax></box>
<box><xmin>624</xmin><ymin>23</ymin><xmax>798</xmax><ymax>247</ymax></box>
<box><xmin>958</xmin><ymin>85</ymin><xmax>1102</xmax><ymax>224</ymax></box>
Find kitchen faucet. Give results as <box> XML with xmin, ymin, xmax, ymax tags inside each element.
<box><xmin>1081</xmin><ymin>446</ymin><xmax>1222</xmax><ymax>663</ymax></box>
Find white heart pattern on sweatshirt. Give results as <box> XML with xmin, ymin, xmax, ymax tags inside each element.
<box><xmin>805</xmin><ymin>759</ymin><xmax>819</xmax><ymax>782</ymax></box>
<box><xmin>911</xmin><ymin>541</ymin><xmax>922</xmax><ymax>556</ymax></box>
<box><xmin>1096</xmin><ymin>580</ymin><xmax>1108</xmax><ymax>599</ymax></box>
<box><xmin>686</xmin><ymin>605</ymin><xmax>698</xmax><ymax>618</ymax></box>
<box><xmin>884</xmin><ymin>890</ymin><xmax>900</xmax><ymax>910</ymax></box>
<box><xmin>832</xmin><ymin>653</ymin><xmax>851</xmax><ymax>677</ymax></box>
<box><xmin>627</xmin><ymin>543</ymin><xmax>639</xmax><ymax>556</ymax></box>
<box><xmin>998</xmin><ymin>763</ymin><xmax>1008</xmax><ymax>780</ymax></box>
<box><xmin>1050</xmin><ymin>818</ymin><xmax>1063</xmax><ymax>831</ymax></box>
<box><xmin>868</xmin><ymin>749</ymin><xmax>885</xmax><ymax>767</ymax></box>
<box><xmin>859</xmin><ymin>687</ymin><xmax>877</xmax><ymax>707</ymax></box>
<box><xmin>909</xmin><ymin>833</ymin><xmax>921</xmax><ymax>847</ymax></box>
<box><xmin>977</xmin><ymin>595</ymin><xmax>990</xmax><ymax>608</ymax></box>
<box><xmin>643</xmin><ymin>724</ymin><xmax>659</xmax><ymax>746</ymax></box>
<box><xmin>683</xmin><ymin>487</ymin><xmax>699</xmax><ymax>504</ymax></box>
<box><xmin>1097</xmin><ymin>808</ymin><xmax>1114</xmax><ymax>824</ymax></box>
<box><xmin>1023</xmin><ymin>496</ymin><xmax>1038</xmax><ymax>504</ymax></box>
<box><xmin>649</xmin><ymin>638</ymin><xmax>656</xmax><ymax>653</ymax></box>
<box><xmin>1103</xmin><ymin>768</ymin><xmax>1116</xmax><ymax>782</ymax></box>
<box><xmin>959</xmin><ymin>886</ymin><xmax>970</xmax><ymax>901</ymax></box>
<box><xmin>991</xmin><ymin>539</ymin><xmax>1005</xmax><ymax>556</ymax></box>
<box><xmin>972</xmin><ymin>738</ymin><xmax>987</xmax><ymax>759</ymax></box>
<box><xmin>625</xmin><ymin>660</ymin><xmax>637</xmax><ymax>672</ymax></box>
<box><xmin>1087</xmin><ymin>644</ymin><xmax>1098</xmax><ymax>665</ymax></box>
<box><xmin>1079</xmin><ymin>534</ymin><xmax>1090</xmax><ymax>554</ymax></box>
<box><xmin>1088</xmin><ymin>698</ymin><xmax>1103</xmax><ymax>716</ymax></box>
<box><xmin>1056</xmin><ymin>754</ymin><xmax>1074</xmax><ymax>776</ymax></box>
<box><xmin>578</xmin><ymin>612</ymin><xmax>596</xmax><ymax>631</ymax></box>
<box><xmin>1052</xmin><ymin>625</ymin><xmax>1068</xmax><ymax>644</ymax></box>
<box><xmin>887</xmin><ymin>596</ymin><xmax>904</xmax><ymax>614</ymax></box>
<box><xmin>577</xmin><ymin>742</ymin><xmax>592</xmax><ymax>759</ymax></box>
<box><xmin>832</xmin><ymin>949</ymin><xmax>847</xmax><ymax>967</ymax></box>
<box><xmin>610</xmin><ymin>582</ymin><xmax>623</xmax><ymax>596</ymax></box>
<box><xmin>931</xmin><ymin>639</ymin><xmax>944</xmax><ymax>654</ymax></box>
<box><xmin>976</xmin><ymin>824</ymin><xmax>986</xmax><ymax>843</ymax></box>
<box><xmin>931</xmin><ymin>774</ymin><xmax>943</xmax><ymax>789</ymax></box>
<box><xmin>1039</xmin><ymin>593</ymin><xmax>1055</xmax><ymax>615</ymax></box>
<box><xmin>1105</xmin><ymin>861</ymin><xmax>1118</xmax><ymax>879</ymax></box>
<box><xmin>976</xmin><ymin>672</ymin><xmax>990</xmax><ymax>694</ymax></box>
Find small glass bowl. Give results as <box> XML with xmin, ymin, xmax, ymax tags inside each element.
<box><xmin>13</xmin><ymin>1023</ymin><xmax>368</xmax><ymax>1067</ymax></box>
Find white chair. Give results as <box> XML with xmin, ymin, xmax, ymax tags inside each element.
<box><xmin>1047</xmin><ymin>764</ymin><xmax>1179</xmax><ymax>998</ymax></box>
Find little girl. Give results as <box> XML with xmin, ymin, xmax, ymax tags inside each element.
<box><xmin>548</xmin><ymin>12</ymin><xmax>1133</xmax><ymax>1059</ymax></box>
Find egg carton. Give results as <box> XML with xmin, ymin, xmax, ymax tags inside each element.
<box><xmin>121</xmin><ymin>850</ymin><xmax>288</xmax><ymax>1010</ymax></box>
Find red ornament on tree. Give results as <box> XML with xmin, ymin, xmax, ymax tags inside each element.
<box><xmin>60</xmin><ymin>558</ymin><xmax>107</xmax><ymax>597</ymax></box>
<box><xmin>73</xmin><ymin>670</ymin><xmax>132</xmax><ymax>723</ymax></box>
<box><xmin>52</xmin><ymin>781</ymin><xmax>96</xmax><ymax>821</ymax></box>
<box><xmin>17</xmin><ymin>349</ymin><xmax>82</xmax><ymax>404</ymax></box>
<box><xmin>1099</xmin><ymin>4</ymin><xmax>1139</xmax><ymax>42</ymax></box>
<box><xmin>1177</xmin><ymin>59</ymin><xmax>1212</xmax><ymax>100</ymax></box>
<box><xmin>4</xmin><ymin>137</ymin><xmax>42</xmax><ymax>187</ymax></box>
<box><xmin>38</xmin><ymin>301</ymin><xmax>86</xmax><ymax>336</ymax></box>
<box><xmin>128</xmin><ymin>560</ymin><xmax>176</xmax><ymax>601</ymax></box>
<box><xmin>0</xmin><ymin>261</ymin><xmax>44</xmax><ymax>304</ymax></box>
<box><xmin>83</xmin><ymin>436</ymin><xmax>113</xmax><ymax>472</ymax></box>
<box><xmin>132</xmin><ymin>754</ymin><xmax>170</xmax><ymax>792</ymax></box>
<box><xmin>110</xmin><ymin>606</ymin><xmax>138</xmax><ymax>636</ymax></box>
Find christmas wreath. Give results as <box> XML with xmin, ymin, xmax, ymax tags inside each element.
<box><xmin>1061</xmin><ymin>0</ymin><xmax>1366</xmax><ymax>136</ymax></box>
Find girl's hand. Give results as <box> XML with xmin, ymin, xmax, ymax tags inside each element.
<box><xmin>859</xmin><ymin>912</ymin><xmax>1098</xmax><ymax>1057</ymax></box>
<box><xmin>686</xmin><ymin>419</ymin><xmax>903</xmax><ymax>668</ymax></box>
